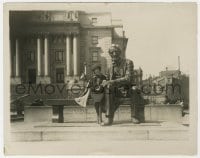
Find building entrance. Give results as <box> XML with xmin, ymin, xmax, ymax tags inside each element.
<box><xmin>28</xmin><ymin>68</ymin><xmax>36</xmax><ymax>84</ymax></box>
<box><xmin>56</xmin><ymin>68</ymin><xmax>64</xmax><ymax>83</ymax></box>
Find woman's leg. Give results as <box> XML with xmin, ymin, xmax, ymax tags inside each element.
<box><xmin>98</xmin><ymin>104</ymin><xmax>102</xmax><ymax>124</ymax></box>
<box><xmin>94</xmin><ymin>103</ymin><xmax>100</xmax><ymax>123</ymax></box>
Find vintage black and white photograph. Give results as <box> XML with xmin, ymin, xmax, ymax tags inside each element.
<box><xmin>4</xmin><ymin>2</ymin><xmax>197</xmax><ymax>155</ymax></box>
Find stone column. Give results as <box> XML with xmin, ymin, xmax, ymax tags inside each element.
<box><xmin>44</xmin><ymin>36</ymin><xmax>49</xmax><ymax>76</ymax></box>
<box><xmin>37</xmin><ymin>37</ymin><xmax>41</xmax><ymax>76</ymax></box>
<box><xmin>9</xmin><ymin>38</ymin><xmax>13</xmax><ymax>77</ymax></box>
<box><xmin>73</xmin><ymin>34</ymin><xmax>79</xmax><ymax>76</ymax></box>
<box><xmin>15</xmin><ymin>39</ymin><xmax>20</xmax><ymax>77</ymax></box>
<box><xmin>36</xmin><ymin>35</ymin><xmax>51</xmax><ymax>84</ymax></box>
<box><xmin>11</xmin><ymin>38</ymin><xmax>21</xmax><ymax>84</ymax></box>
<box><xmin>66</xmin><ymin>34</ymin><xmax>71</xmax><ymax>76</ymax></box>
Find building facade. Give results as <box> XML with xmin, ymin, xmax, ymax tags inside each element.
<box><xmin>142</xmin><ymin>68</ymin><xmax>189</xmax><ymax>106</ymax></box>
<box><xmin>133</xmin><ymin>68</ymin><xmax>143</xmax><ymax>87</ymax></box>
<box><xmin>10</xmin><ymin>11</ymin><xmax>128</xmax><ymax>85</ymax></box>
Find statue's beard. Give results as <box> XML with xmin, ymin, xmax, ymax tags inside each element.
<box><xmin>112</xmin><ymin>57</ymin><xmax>120</xmax><ymax>66</ymax></box>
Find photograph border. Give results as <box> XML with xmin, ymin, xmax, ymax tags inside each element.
<box><xmin>3</xmin><ymin>2</ymin><xmax>198</xmax><ymax>155</ymax></box>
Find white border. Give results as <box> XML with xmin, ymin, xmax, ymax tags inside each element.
<box><xmin>1</xmin><ymin>1</ymin><xmax>199</xmax><ymax>158</ymax></box>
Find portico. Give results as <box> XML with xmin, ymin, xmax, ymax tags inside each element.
<box><xmin>10</xmin><ymin>32</ymin><xmax>80</xmax><ymax>84</ymax></box>
<box><xmin>10</xmin><ymin>11</ymin><xmax>127</xmax><ymax>85</ymax></box>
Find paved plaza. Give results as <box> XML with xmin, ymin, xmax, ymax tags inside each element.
<box><xmin>10</xmin><ymin>118</ymin><xmax>189</xmax><ymax>142</ymax></box>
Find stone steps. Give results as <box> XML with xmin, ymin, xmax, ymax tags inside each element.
<box><xmin>10</xmin><ymin>122</ymin><xmax>189</xmax><ymax>142</ymax></box>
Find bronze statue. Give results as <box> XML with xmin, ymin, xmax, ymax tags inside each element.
<box><xmin>102</xmin><ymin>44</ymin><xmax>140</xmax><ymax>125</ymax></box>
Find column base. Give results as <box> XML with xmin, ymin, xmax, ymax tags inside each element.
<box><xmin>11</xmin><ymin>77</ymin><xmax>21</xmax><ymax>85</ymax></box>
<box><xmin>36</xmin><ymin>76</ymin><xmax>51</xmax><ymax>84</ymax></box>
<box><xmin>65</xmin><ymin>77</ymin><xmax>87</xmax><ymax>92</ymax></box>
<box><xmin>65</xmin><ymin>76</ymin><xmax>80</xmax><ymax>84</ymax></box>
<box><xmin>65</xmin><ymin>76</ymin><xmax>82</xmax><ymax>90</ymax></box>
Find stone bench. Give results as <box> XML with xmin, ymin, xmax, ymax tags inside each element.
<box><xmin>144</xmin><ymin>104</ymin><xmax>183</xmax><ymax>122</ymax></box>
<box><xmin>24</xmin><ymin>103</ymin><xmax>182</xmax><ymax>123</ymax></box>
<box><xmin>58</xmin><ymin>104</ymin><xmax>144</xmax><ymax>123</ymax></box>
<box><xmin>24</xmin><ymin>106</ymin><xmax>52</xmax><ymax>123</ymax></box>
<box><xmin>48</xmin><ymin>98</ymin><xmax>142</xmax><ymax>123</ymax></box>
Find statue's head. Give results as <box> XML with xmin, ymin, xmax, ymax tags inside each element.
<box><xmin>109</xmin><ymin>44</ymin><xmax>121</xmax><ymax>65</ymax></box>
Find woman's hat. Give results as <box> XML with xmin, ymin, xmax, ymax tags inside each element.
<box><xmin>92</xmin><ymin>64</ymin><xmax>101</xmax><ymax>71</ymax></box>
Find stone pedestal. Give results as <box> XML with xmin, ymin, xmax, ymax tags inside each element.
<box><xmin>65</xmin><ymin>76</ymin><xmax>73</xmax><ymax>83</ymax></box>
<box><xmin>11</xmin><ymin>77</ymin><xmax>21</xmax><ymax>85</ymax></box>
<box><xmin>64</xmin><ymin>76</ymin><xmax>80</xmax><ymax>84</ymax></box>
<box><xmin>144</xmin><ymin>104</ymin><xmax>182</xmax><ymax>122</ymax></box>
<box><xmin>64</xmin><ymin>106</ymin><xmax>86</xmax><ymax>122</ymax></box>
<box><xmin>36</xmin><ymin>76</ymin><xmax>51</xmax><ymax>84</ymax></box>
<box><xmin>24</xmin><ymin>106</ymin><xmax>52</xmax><ymax>123</ymax></box>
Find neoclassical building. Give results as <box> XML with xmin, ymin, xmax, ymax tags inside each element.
<box><xmin>10</xmin><ymin>11</ymin><xmax>128</xmax><ymax>85</ymax></box>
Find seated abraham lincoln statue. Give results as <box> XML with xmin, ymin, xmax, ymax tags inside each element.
<box><xmin>102</xmin><ymin>44</ymin><xmax>140</xmax><ymax>126</ymax></box>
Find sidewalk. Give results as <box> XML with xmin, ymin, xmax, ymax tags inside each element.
<box><xmin>10</xmin><ymin>121</ymin><xmax>189</xmax><ymax>141</ymax></box>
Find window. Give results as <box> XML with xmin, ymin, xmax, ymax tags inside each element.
<box><xmin>91</xmin><ymin>36</ymin><xmax>98</xmax><ymax>44</ymax></box>
<box><xmin>92</xmin><ymin>17</ymin><xmax>97</xmax><ymax>24</ymax></box>
<box><xmin>28</xmin><ymin>68</ymin><xmax>36</xmax><ymax>84</ymax></box>
<box><xmin>27</xmin><ymin>51</ymin><xmax>35</xmax><ymax>62</ymax></box>
<box><xmin>92</xmin><ymin>51</ymin><xmax>98</xmax><ymax>62</ymax></box>
<box><xmin>56</xmin><ymin>68</ymin><xmax>64</xmax><ymax>83</ymax></box>
<box><xmin>55</xmin><ymin>51</ymin><xmax>64</xmax><ymax>62</ymax></box>
<box><xmin>56</xmin><ymin>73</ymin><xmax>64</xmax><ymax>83</ymax></box>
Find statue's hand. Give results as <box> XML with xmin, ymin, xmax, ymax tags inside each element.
<box><xmin>108</xmin><ymin>80</ymin><xmax>115</xmax><ymax>85</ymax></box>
<box><xmin>102</xmin><ymin>80</ymin><xmax>114</xmax><ymax>87</ymax></box>
<box><xmin>102</xmin><ymin>80</ymin><xmax>108</xmax><ymax>87</ymax></box>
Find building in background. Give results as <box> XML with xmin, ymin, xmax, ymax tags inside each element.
<box><xmin>133</xmin><ymin>67</ymin><xmax>143</xmax><ymax>87</ymax></box>
<box><xmin>10</xmin><ymin>11</ymin><xmax>128</xmax><ymax>85</ymax></box>
<box><xmin>142</xmin><ymin>67</ymin><xmax>189</xmax><ymax>107</ymax></box>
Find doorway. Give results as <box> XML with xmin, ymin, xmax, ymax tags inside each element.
<box><xmin>56</xmin><ymin>68</ymin><xmax>64</xmax><ymax>83</ymax></box>
<box><xmin>28</xmin><ymin>68</ymin><xmax>36</xmax><ymax>84</ymax></box>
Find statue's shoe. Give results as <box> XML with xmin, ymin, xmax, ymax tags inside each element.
<box><xmin>101</xmin><ymin>118</ymin><xmax>113</xmax><ymax>126</ymax></box>
<box><xmin>100</xmin><ymin>122</ymin><xmax>105</xmax><ymax>126</ymax></box>
<box><xmin>132</xmin><ymin>117</ymin><xmax>140</xmax><ymax>124</ymax></box>
<box><xmin>101</xmin><ymin>122</ymin><xmax>112</xmax><ymax>126</ymax></box>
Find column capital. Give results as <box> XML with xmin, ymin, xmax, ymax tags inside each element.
<box><xmin>73</xmin><ymin>32</ymin><xmax>79</xmax><ymax>37</ymax></box>
<box><xmin>35</xmin><ymin>32</ymin><xmax>50</xmax><ymax>38</ymax></box>
<box><xmin>64</xmin><ymin>32</ymin><xmax>73</xmax><ymax>36</ymax></box>
<box><xmin>36</xmin><ymin>33</ymin><xmax>43</xmax><ymax>38</ymax></box>
<box><xmin>44</xmin><ymin>32</ymin><xmax>50</xmax><ymax>38</ymax></box>
<box><xmin>64</xmin><ymin>32</ymin><xmax>80</xmax><ymax>37</ymax></box>
<box><xmin>14</xmin><ymin>36</ymin><xmax>19</xmax><ymax>40</ymax></box>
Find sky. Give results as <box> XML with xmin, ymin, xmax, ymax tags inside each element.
<box><xmin>75</xmin><ymin>3</ymin><xmax>197</xmax><ymax>78</ymax></box>
<box><xmin>109</xmin><ymin>3</ymin><xmax>197</xmax><ymax>78</ymax></box>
